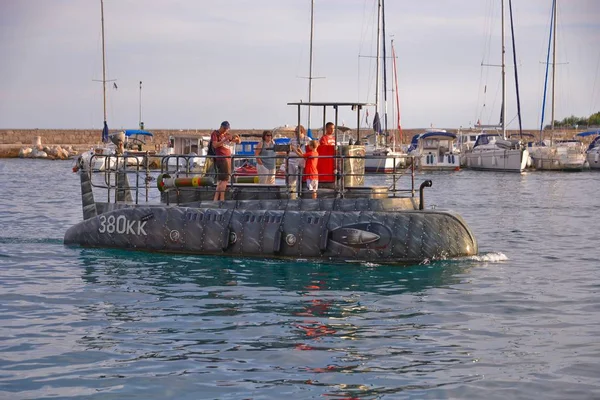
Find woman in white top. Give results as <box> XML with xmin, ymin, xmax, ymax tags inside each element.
<box><xmin>255</xmin><ymin>130</ymin><xmax>276</xmax><ymax>184</ymax></box>
<box><xmin>287</xmin><ymin>125</ymin><xmax>309</xmax><ymax>198</ymax></box>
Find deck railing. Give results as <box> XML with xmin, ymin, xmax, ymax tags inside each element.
<box><xmin>85</xmin><ymin>151</ymin><xmax>416</xmax><ymax>205</ymax></box>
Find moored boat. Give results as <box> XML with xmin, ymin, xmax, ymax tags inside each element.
<box><xmin>529</xmin><ymin>139</ymin><xmax>586</xmax><ymax>171</ymax></box>
<box><xmin>576</xmin><ymin>129</ymin><xmax>600</xmax><ymax>169</ymax></box>
<box><xmin>464</xmin><ymin>133</ymin><xmax>529</xmax><ymax>172</ymax></box>
<box><xmin>465</xmin><ymin>0</ymin><xmax>530</xmax><ymax>173</ymax></box>
<box><xmin>408</xmin><ymin>130</ymin><xmax>460</xmax><ymax>171</ymax></box>
<box><xmin>78</xmin><ymin>129</ymin><xmax>154</xmax><ymax>171</ymax></box>
<box><xmin>530</xmin><ymin>0</ymin><xmax>586</xmax><ymax>172</ymax></box>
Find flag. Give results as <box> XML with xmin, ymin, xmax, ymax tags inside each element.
<box><xmin>102</xmin><ymin>121</ymin><xmax>109</xmax><ymax>143</ymax></box>
<box><xmin>113</xmin><ymin>82</ymin><xmax>118</xmax><ymax>90</ymax></box>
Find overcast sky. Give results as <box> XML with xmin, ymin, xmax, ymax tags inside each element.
<box><xmin>1</xmin><ymin>0</ymin><xmax>599</xmax><ymax>131</ymax></box>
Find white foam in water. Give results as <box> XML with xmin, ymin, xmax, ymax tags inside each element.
<box><xmin>469</xmin><ymin>252</ymin><xmax>508</xmax><ymax>262</ymax></box>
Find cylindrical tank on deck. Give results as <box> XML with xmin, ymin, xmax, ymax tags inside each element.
<box><xmin>339</xmin><ymin>145</ymin><xmax>366</xmax><ymax>187</ymax></box>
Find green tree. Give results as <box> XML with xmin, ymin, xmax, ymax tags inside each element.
<box><xmin>588</xmin><ymin>112</ymin><xmax>600</xmax><ymax>126</ymax></box>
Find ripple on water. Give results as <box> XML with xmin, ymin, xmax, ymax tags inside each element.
<box><xmin>0</xmin><ymin>161</ymin><xmax>599</xmax><ymax>399</ymax></box>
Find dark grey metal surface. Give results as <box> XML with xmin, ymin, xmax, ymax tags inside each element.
<box><xmin>64</xmin><ymin>204</ymin><xmax>477</xmax><ymax>263</ymax></box>
<box><xmin>66</xmin><ymin>152</ymin><xmax>477</xmax><ymax>263</ymax></box>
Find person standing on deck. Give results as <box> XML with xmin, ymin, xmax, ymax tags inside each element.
<box><xmin>211</xmin><ymin>121</ymin><xmax>240</xmax><ymax>201</ymax></box>
<box><xmin>319</xmin><ymin>122</ymin><xmax>336</xmax><ymax>146</ymax></box>
<box><xmin>295</xmin><ymin>140</ymin><xmax>319</xmax><ymax>199</ymax></box>
<box><xmin>254</xmin><ymin>130</ymin><xmax>276</xmax><ymax>184</ymax></box>
<box><xmin>287</xmin><ymin>125</ymin><xmax>309</xmax><ymax>198</ymax></box>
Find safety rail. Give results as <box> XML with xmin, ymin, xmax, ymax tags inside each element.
<box><xmin>84</xmin><ymin>152</ymin><xmax>416</xmax><ymax>205</ymax></box>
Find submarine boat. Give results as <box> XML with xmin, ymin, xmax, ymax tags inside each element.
<box><xmin>64</xmin><ymin>102</ymin><xmax>477</xmax><ymax>264</ymax></box>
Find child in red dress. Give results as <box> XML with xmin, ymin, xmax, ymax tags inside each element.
<box><xmin>295</xmin><ymin>140</ymin><xmax>319</xmax><ymax>199</ymax></box>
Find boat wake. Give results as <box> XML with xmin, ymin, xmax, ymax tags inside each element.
<box><xmin>468</xmin><ymin>252</ymin><xmax>508</xmax><ymax>262</ymax></box>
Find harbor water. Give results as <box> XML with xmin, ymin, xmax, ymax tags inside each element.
<box><xmin>0</xmin><ymin>158</ymin><xmax>599</xmax><ymax>399</ymax></box>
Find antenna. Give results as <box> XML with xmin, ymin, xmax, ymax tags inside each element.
<box><xmin>139</xmin><ymin>81</ymin><xmax>144</xmax><ymax>129</ymax></box>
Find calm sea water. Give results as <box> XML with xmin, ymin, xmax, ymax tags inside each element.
<box><xmin>0</xmin><ymin>158</ymin><xmax>599</xmax><ymax>399</ymax></box>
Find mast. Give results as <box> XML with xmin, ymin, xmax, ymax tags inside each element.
<box><xmin>370</xmin><ymin>0</ymin><xmax>382</xmax><ymax>135</ymax></box>
<box><xmin>139</xmin><ymin>81</ymin><xmax>143</xmax><ymax>129</ymax></box>
<box><xmin>391</xmin><ymin>39</ymin><xmax>401</xmax><ymax>146</ymax></box>
<box><xmin>381</xmin><ymin>0</ymin><xmax>388</xmax><ymax>135</ymax></box>
<box><xmin>539</xmin><ymin>0</ymin><xmax>555</xmax><ymax>139</ymax></box>
<box><xmin>551</xmin><ymin>0</ymin><xmax>557</xmax><ymax>133</ymax></box>
<box><xmin>501</xmin><ymin>0</ymin><xmax>506</xmax><ymax>139</ymax></box>
<box><xmin>508</xmin><ymin>0</ymin><xmax>523</xmax><ymax>136</ymax></box>
<box><xmin>100</xmin><ymin>0</ymin><xmax>108</xmax><ymax>142</ymax></box>
<box><xmin>375</xmin><ymin>0</ymin><xmax>381</xmax><ymax>118</ymax></box>
<box><xmin>307</xmin><ymin>0</ymin><xmax>315</xmax><ymax>129</ymax></box>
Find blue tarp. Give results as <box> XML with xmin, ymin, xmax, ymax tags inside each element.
<box><xmin>124</xmin><ymin>129</ymin><xmax>153</xmax><ymax>137</ymax></box>
<box><xmin>576</xmin><ymin>130</ymin><xmax>600</xmax><ymax>137</ymax></box>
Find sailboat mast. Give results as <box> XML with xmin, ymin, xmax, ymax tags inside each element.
<box><xmin>100</xmin><ymin>0</ymin><xmax>107</xmax><ymax>126</ymax></box>
<box><xmin>375</xmin><ymin>0</ymin><xmax>381</xmax><ymax>117</ymax></box>
<box><xmin>381</xmin><ymin>0</ymin><xmax>388</xmax><ymax>134</ymax></box>
<box><xmin>501</xmin><ymin>0</ymin><xmax>506</xmax><ymax>139</ymax></box>
<box><xmin>539</xmin><ymin>0</ymin><xmax>555</xmax><ymax>139</ymax></box>
<box><xmin>391</xmin><ymin>39</ymin><xmax>401</xmax><ymax>145</ymax></box>
<box><xmin>139</xmin><ymin>81</ymin><xmax>143</xmax><ymax>129</ymax></box>
<box><xmin>307</xmin><ymin>0</ymin><xmax>315</xmax><ymax>129</ymax></box>
<box><xmin>551</xmin><ymin>0</ymin><xmax>557</xmax><ymax>132</ymax></box>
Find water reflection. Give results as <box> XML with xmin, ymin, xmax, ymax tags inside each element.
<box><xmin>72</xmin><ymin>249</ymin><xmax>479</xmax><ymax>397</ymax></box>
<box><xmin>79</xmin><ymin>249</ymin><xmax>471</xmax><ymax>295</ymax></box>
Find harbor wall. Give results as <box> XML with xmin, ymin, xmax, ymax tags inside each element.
<box><xmin>0</xmin><ymin>129</ymin><xmax>264</xmax><ymax>158</ymax></box>
<box><xmin>0</xmin><ymin>129</ymin><xmax>265</xmax><ymax>147</ymax></box>
<box><xmin>0</xmin><ymin>127</ymin><xmax>572</xmax><ymax>158</ymax></box>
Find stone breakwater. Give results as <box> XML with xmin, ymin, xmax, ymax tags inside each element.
<box><xmin>0</xmin><ymin>129</ymin><xmax>264</xmax><ymax>158</ymax></box>
<box><xmin>1</xmin><ymin>127</ymin><xmax>553</xmax><ymax>158</ymax></box>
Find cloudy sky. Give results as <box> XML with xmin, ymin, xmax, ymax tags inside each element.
<box><xmin>1</xmin><ymin>0</ymin><xmax>599</xmax><ymax>131</ymax></box>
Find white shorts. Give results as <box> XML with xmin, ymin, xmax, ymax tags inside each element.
<box><xmin>257</xmin><ymin>163</ymin><xmax>275</xmax><ymax>185</ymax></box>
<box><xmin>306</xmin><ymin>179</ymin><xmax>318</xmax><ymax>192</ymax></box>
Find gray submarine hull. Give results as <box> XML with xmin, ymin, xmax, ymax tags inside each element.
<box><xmin>64</xmin><ymin>205</ymin><xmax>477</xmax><ymax>263</ymax></box>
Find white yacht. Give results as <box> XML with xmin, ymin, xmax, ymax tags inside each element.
<box><xmin>464</xmin><ymin>0</ymin><xmax>530</xmax><ymax>173</ymax></box>
<box><xmin>529</xmin><ymin>139</ymin><xmax>586</xmax><ymax>171</ymax></box>
<box><xmin>464</xmin><ymin>133</ymin><xmax>529</xmax><ymax>172</ymax></box>
<box><xmin>455</xmin><ymin>130</ymin><xmax>480</xmax><ymax>167</ymax></box>
<box><xmin>78</xmin><ymin>130</ymin><xmax>152</xmax><ymax>171</ymax></box>
<box><xmin>158</xmin><ymin>134</ymin><xmax>209</xmax><ymax>172</ymax></box>
<box><xmin>363</xmin><ymin>133</ymin><xmax>410</xmax><ymax>173</ymax></box>
<box><xmin>408</xmin><ymin>130</ymin><xmax>460</xmax><ymax>171</ymax></box>
<box><xmin>79</xmin><ymin>143</ymin><xmax>118</xmax><ymax>171</ymax></box>
<box><xmin>531</xmin><ymin>1</ymin><xmax>586</xmax><ymax>172</ymax></box>
<box><xmin>576</xmin><ymin>130</ymin><xmax>600</xmax><ymax>170</ymax></box>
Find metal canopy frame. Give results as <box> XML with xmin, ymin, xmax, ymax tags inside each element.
<box><xmin>287</xmin><ymin>101</ymin><xmax>376</xmax><ymax>145</ymax></box>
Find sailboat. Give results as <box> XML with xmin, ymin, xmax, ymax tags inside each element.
<box><xmin>78</xmin><ymin>0</ymin><xmax>117</xmax><ymax>171</ymax></box>
<box><xmin>529</xmin><ymin>0</ymin><xmax>586</xmax><ymax>171</ymax></box>
<box><xmin>576</xmin><ymin>129</ymin><xmax>600</xmax><ymax>169</ymax></box>
<box><xmin>77</xmin><ymin>0</ymin><xmax>149</xmax><ymax>172</ymax></box>
<box><xmin>464</xmin><ymin>0</ymin><xmax>530</xmax><ymax>172</ymax></box>
<box><xmin>362</xmin><ymin>0</ymin><xmax>410</xmax><ymax>173</ymax></box>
